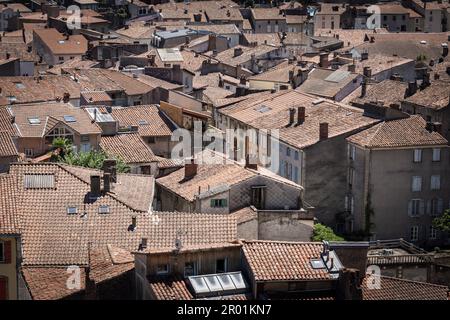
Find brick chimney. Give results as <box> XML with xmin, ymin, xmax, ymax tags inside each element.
<box><xmin>63</xmin><ymin>92</ymin><xmax>70</xmax><ymax>103</ymax></box>
<box><xmin>347</xmin><ymin>64</ymin><xmax>356</xmax><ymax>73</ymax></box>
<box><xmin>184</xmin><ymin>158</ymin><xmax>198</xmax><ymax>179</ymax></box>
<box><xmin>234</xmin><ymin>47</ymin><xmax>243</xmax><ymax>57</ymax></box>
<box><xmin>297</xmin><ymin>106</ymin><xmax>305</xmax><ymax>125</ymax></box>
<box><xmin>407</xmin><ymin>81</ymin><xmax>417</xmax><ymax>97</ymax></box>
<box><xmin>288</xmin><ymin>107</ymin><xmax>296</xmax><ymax>126</ymax></box>
<box><xmin>360</xmin><ymin>80</ymin><xmax>367</xmax><ymax>98</ymax></box>
<box><xmin>319</xmin><ymin>52</ymin><xmax>329</xmax><ymax>68</ymax></box>
<box><xmin>90</xmin><ymin>175</ymin><xmax>101</xmax><ymax>197</ymax></box>
<box><xmin>103</xmin><ymin>172</ymin><xmax>111</xmax><ymax>193</ymax></box>
<box><xmin>443</xmin><ymin>44</ymin><xmax>448</xmax><ymax>57</ymax></box>
<box><xmin>102</xmin><ymin>159</ymin><xmax>117</xmax><ymax>182</ymax></box>
<box><xmin>319</xmin><ymin>122</ymin><xmax>329</xmax><ymax>140</ymax></box>
<box><xmin>363</xmin><ymin>66</ymin><xmax>372</xmax><ymax>78</ymax></box>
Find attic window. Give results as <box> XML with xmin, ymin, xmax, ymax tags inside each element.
<box><xmin>24</xmin><ymin>174</ymin><xmax>55</xmax><ymax>189</ymax></box>
<box><xmin>138</xmin><ymin>120</ymin><xmax>148</xmax><ymax>125</ymax></box>
<box><xmin>28</xmin><ymin>117</ymin><xmax>41</xmax><ymax>125</ymax></box>
<box><xmin>254</xmin><ymin>105</ymin><xmax>272</xmax><ymax>113</ymax></box>
<box><xmin>67</xmin><ymin>206</ymin><xmax>78</xmax><ymax>214</ymax></box>
<box><xmin>58</xmin><ymin>40</ymin><xmax>65</xmax><ymax>44</ymax></box>
<box><xmin>310</xmin><ymin>259</ymin><xmax>325</xmax><ymax>269</ymax></box>
<box><xmin>63</xmin><ymin>115</ymin><xmax>76</xmax><ymax>123</ymax></box>
<box><xmin>98</xmin><ymin>205</ymin><xmax>110</xmax><ymax>214</ymax></box>
<box><xmin>7</xmin><ymin>95</ymin><xmax>17</xmax><ymax>103</ymax></box>
<box><xmin>14</xmin><ymin>82</ymin><xmax>25</xmax><ymax>89</ymax></box>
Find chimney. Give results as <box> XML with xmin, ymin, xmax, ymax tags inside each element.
<box><xmin>63</xmin><ymin>92</ymin><xmax>70</xmax><ymax>103</ymax></box>
<box><xmin>22</xmin><ymin>29</ymin><xmax>26</xmax><ymax>43</ymax></box>
<box><xmin>319</xmin><ymin>52</ymin><xmax>329</xmax><ymax>68</ymax></box>
<box><xmin>5</xmin><ymin>52</ymin><xmax>10</xmax><ymax>60</ymax></box>
<box><xmin>103</xmin><ymin>172</ymin><xmax>111</xmax><ymax>193</ymax></box>
<box><xmin>319</xmin><ymin>122</ymin><xmax>329</xmax><ymax>140</ymax></box>
<box><xmin>433</xmin><ymin>122</ymin><xmax>443</xmax><ymax>134</ymax></box>
<box><xmin>363</xmin><ymin>66</ymin><xmax>372</xmax><ymax>78</ymax></box>
<box><xmin>90</xmin><ymin>175</ymin><xmax>101</xmax><ymax>197</ymax></box>
<box><xmin>360</xmin><ymin>80</ymin><xmax>367</xmax><ymax>98</ymax></box>
<box><xmin>422</xmin><ymin>72</ymin><xmax>431</xmax><ymax>88</ymax></box>
<box><xmin>336</xmin><ymin>268</ymin><xmax>363</xmax><ymax>300</ymax></box>
<box><xmin>361</xmin><ymin>52</ymin><xmax>369</xmax><ymax>60</ymax></box>
<box><xmin>407</xmin><ymin>81</ymin><xmax>417</xmax><ymax>97</ymax></box>
<box><xmin>234</xmin><ymin>47</ymin><xmax>243</xmax><ymax>57</ymax></box>
<box><xmin>140</xmin><ymin>238</ymin><xmax>148</xmax><ymax>250</ymax></box>
<box><xmin>443</xmin><ymin>44</ymin><xmax>449</xmax><ymax>57</ymax></box>
<box><xmin>347</xmin><ymin>64</ymin><xmax>356</xmax><ymax>73</ymax></box>
<box><xmin>447</xmin><ymin>66</ymin><xmax>450</xmax><ymax>75</ymax></box>
<box><xmin>184</xmin><ymin>158</ymin><xmax>197</xmax><ymax>179</ymax></box>
<box><xmin>288</xmin><ymin>107</ymin><xmax>296</xmax><ymax>126</ymax></box>
<box><xmin>369</xmin><ymin>36</ymin><xmax>375</xmax><ymax>43</ymax></box>
<box><xmin>289</xmin><ymin>70</ymin><xmax>294</xmax><ymax>82</ymax></box>
<box><xmin>102</xmin><ymin>159</ymin><xmax>117</xmax><ymax>182</ymax></box>
<box><xmin>239</xmin><ymin>75</ymin><xmax>246</xmax><ymax>86</ymax></box>
<box><xmin>434</xmin><ymin>73</ymin><xmax>440</xmax><ymax>80</ymax></box>
<box><xmin>297</xmin><ymin>106</ymin><xmax>305</xmax><ymax>125</ymax></box>
<box><xmin>131</xmin><ymin>216</ymin><xmax>137</xmax><ymax>230</ymax></box>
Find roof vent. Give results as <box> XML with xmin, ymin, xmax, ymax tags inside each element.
<box><xmin>67</xmin><ymin>206</ymin><xmax>78</xmax><ymax>214</ymax></box>
<box><xmin>312</xmin><ymin>98</ymin><xmax>324</xmax><ymax>105</ymax></box>
<box><xmin>98</xmin><ymin>205</ymin><xmax>110</xmax><ymax>214</ymax></box>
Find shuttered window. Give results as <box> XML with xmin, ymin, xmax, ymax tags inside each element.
<box><xmin>0</xmin><ymin>277</ymin><xmax>8</xmax><ymax>300</ymax></box>
<box><xmin>412</xmin><ymin>176</ymin><xmax>422</xmax><ymax>192</ymax></box>
<box><xmin>431</xmin><ymin>175</ymin><xmax>441</xmax><ymax>190</ymax></box>
<box><xmin>0</xmin><ymin>241</ymin><xmax>11</xmax><ymax>264</ymax></box>
<box><xmin>410</xmin><ymin>226</ymin><xmax>419</xmax><ymax>241</ymax></box>
<box><xmin>408</xmin><ymin>199</ymin><xmax>424</xmax><ymax>217</ymax></box>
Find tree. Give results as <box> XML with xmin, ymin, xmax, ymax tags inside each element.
<box><xmin>312</xmin><ymin>223</ymin><xmax>345</xmax><ymax>242</ymax></box>
<box><xmin>433</xmin><ymin>209</ymin><xmax>450</xmax><ymax>233</ymax></box>
<box><xmin>51</xmin><ymin>137</ymin><xmax>73</xmax><ymax>158</ymax></box>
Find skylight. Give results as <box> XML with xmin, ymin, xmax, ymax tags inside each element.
<box><xmin>14</xmin><ymin>82</ymin><xmax>25</xmax><ymax>89</ymax></box>
<box><xmin>98</xmin><ymin>205</ymin><xmax>110</xmax><ymax>214</ymax></box>
<box><xmin>255</xmin><ymin>105</ymin><xmax>272</xmax><ymax>113</ymax></box>
<box><xmin>138</xmin><ymin>120</ymin><xmax>149</xmax><ymax>125</ymax></box>
<box><xmin>28</xmin><ymin>117</ymin><xmax>41</xmax><ymax>125</ymax></box>
<box><xmin>67</xmin><ymin>206</ymin><xmax>78</xmax><ymax>214</ymax></box>
<box><xmin>58</xmin><ymin>40</ymin><xmax>65</xmax><ymax>44</ymax></box>
<box><xmin>63</xmin><ymin>115</ymin><xmax>76</xmax><ymax>123</ymax></box>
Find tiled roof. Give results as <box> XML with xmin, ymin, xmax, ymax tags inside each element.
<box><xmin>315</xmin><ymin>28</ymin><xmax>388</xmax><ymax>49</ymax></box>
<box><xmin>243</xmin><ymin>33</ymin><xmax>281</xmax><ymax>46</ymax></box>
<box><xmin>219</xmin><ymin>90</ymin><xmax>379</xmax><ymax>150</ymax></box>
<box><xmin>362</xmin><ymin>275</ymin><xmax>449</xmax><ymax>300</ymax></box>
<box><xmin>297</xmin><ymin>67</ymin><xmax>360</xmax><ymax>99</ymax></box>
<box><xmin>251</xmin><ymin>8</ymin><xmax>285</xmax><ymax>20</ymax></box>
<box><xmin>242</xmin><ymin>240</ymin><xmax>333</xmax><ymax>281</ymax></box>
<box><xmin>7</xmin><ymin>102</ymin><xmax>102</xmax><ymax>138</ymax></box>
<box><xmin>404</xmin><ymin>80</ymin><xmax>450</xmax><ymax>110</ymax></box>
<box><xmin>0</xmin><ymin>131</ymin><xmax>18</xmax><ymax>157</ymax></box>
<box><xmin>230</xmin><ymin>206</ymin><xmax>257</xmax><ymax>224</ymax></box>
<box><xmin>156</xmin><ymin>160</ymin><xmax>256</xmax><ymax>202</ymax></box>
<box><xmin>347</xmin><ymin>115</ymin><xmax>448</xmax><ymax>148</ymax></box>
<box><xmin>148</xmin><ymin>275</ymin><xmax>194</xmax><ymax>300</ymax></box>
<box><xmin>134</xmin><ymin>74</ymin><xmax>184</xmax><ymax>90</ymax></box>
<box><xmin>0</xmin><ymin>75</ymin><xmax>82</xmax><ymax>104</ymax></box>
<box><xmin>354</xmin><ymin>54</ymin><xmax>414</xmax><ymax>76</ymax></box>
<box><xmin>80</xmin><ymin>91</ymin><xmax>112</xmax><ymax>103</ymax></box>
<box><xmin>249</xmin><ymin>62</ymin><xmax>305</xmax><ymax>83</ymax></box>
<box><xmin>110</xmin><ymin>105</ymin><xmax>175</xmax><ymax>137</ymax></box>
<box><xmin>210</xmin><ymin>45</ymin><xmax>278</xmax><ymax>67</ymax></box>
<box><xmin>100</xmin><ymin>133</ymin><xmax>156</xmax><ymax>164</ymax></box>
<box><xmin>47</xmin><ymin>58</ymin><xmax>98</xmax><ymax>75</ymax></box>
<box><xmin>33</xmin><ymin>29</ymin><xmax>88</xmax><ymax>55</ymax></box>
<box><xmin>21</xmin><ymin>267</ymin><xmax>86</xmax><ymax>300</ymax></box>
<box><xmin>5</xmin><ymin>162</ymin><xmax>236</xmax><ymax>267</ymax></box>
<box><xmin>349</xmin><ymin>79</ymin><xmax>408</xmax><ymax>107</ymax></box>
<box><xmin>0</xmin><ymin>174</ymin><xmax>20</xmax><ymax>234</ymax></box>
<box><xmin>88</xmin><ymin>245</ymin><xmax>134</xmax><ymax>284</ymax></box>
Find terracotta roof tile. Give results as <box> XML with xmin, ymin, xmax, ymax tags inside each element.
<box><xmin>0</xmin><ymin>131</ymin><xmax>18</xmax><ymax>157</ymax></box>
<box><xmin>100</xmin><ymin>133</ymin><xmax>156</xmax><ymax>164</ymax></box>
<box><xmin>110</xmin><ymin>105</ymin><xmax>175</xmax><ymax>137</ymax></box>
<box><xmin>148</xmin><ymin>275</ymin><xmax>194</xmax><ymax>300</ymax></box>
<box><xmin>242</xmin><ymin>240</ymin><xmax>333</xmax><ymax>281</ymax></box>
<box><xmin>0</xmin><ymin>174</ymin><xmax>20</xmax><ymax>234</ymax></box>
<box><xmin>89</xmin><ymin>246</ymin><xmax>134</xmax><ymax>284</ymax></box>
<box><xmin>347</xmin><ymin>115</ymin><xmax>448</xmax><ymax>148</ymax></box>
<box><xmin>349</xmin><ymin>79</ymin><xmax>408</xmax><ymax>107</ymax></box>
<box><xmin>33</xmin><ymin>29</ymin><xmax>88</xmax><ymax>55</ymax></box>
<box><xmin>362</xmin><ymin>275</ymin><xmax>449</xmax><ymax>300</ymax></box>
<box><xmin>230</xmin><ymin>206</ymin><xmax>257</xmax><ymax>224</ymax></box>
<box><xmin>21</xmin><ymin>267</ymin><xmax>86</xmax><ymax>300</ymax></box>
<box><xmin>404</xmin><ymin>80</ymin><xmax>450</xmax><ymax>110</ymax></box>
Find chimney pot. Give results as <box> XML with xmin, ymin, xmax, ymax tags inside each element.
<box><xmin>319</xmin><ymin>122</ymin><xmax>329</xmax><ymax>140</ymax></box>
<box><xmin>288</xmin><ymin>107</ymin><xmax>296</xmax><ymax>126</ymax></box>
<box><xmin>103</xmin><ymin>173</ymin><xmax>111</xmax><ymax>193</ymax></box>
<box><xmin>319</xmin><ymin>52</ymin><xmax>329</xmax><ymax>68</ymax></box>
<box><xmin>408</xmin><ymin>81</ymin><xmax>417</xmax><ymax>97</ymax></box>
<box><xmin>141</xmin><ymin>238</ymin><xmax>148</xmax><ymax>250</ymax></box>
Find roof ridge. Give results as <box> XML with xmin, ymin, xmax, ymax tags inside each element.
<box><xmin>369</xmin><ymin>274</ymin><xmax>449</xmax><ymax>289</ymax></box>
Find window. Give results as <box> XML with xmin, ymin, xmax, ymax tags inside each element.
<box><xmin>430</xmin><ymin>198</ymin><xmax>443</xmax><ymax>216</ymax></box>
<box><xmin>393</xmin><ymin>15</ymin><xmax>396</xmax><ymax>21</ymax></box>
<box><xmin>148</xmin><ymin>137</ymin><xmax>156</xmax><ymax>144</ymax></box>
<box><xmin>413</xmin><ymin>149</ymin><xmax>422</xmax><ymax>162</ymax></box>
<box><xmin>294</xmin><ymin>151</ymin><xmax>299</xmax><ymax>161</ymax></box>
<box><xmin>28</xmin><ymin>117</ymin><xmax>40</xmax><ymax>125</ymax></box>
<box><xmin>184</xmin><ymin>262</ymin><xmax>197</xmax><ymax>277</ymax></box>
<box><xmin>0</xmin><ymin>242</ymin><xmax>4</xmax><ymax>263</ymax></box>
<box><xmin>98</xmin><ymin>205</ymin><xmax>110</xmax><ymax>214</ymax></box>
<box><xmin>64</xmin><ymin>115</ymin><xmax>76</xmax><ymax>123</ymax></box>
<box><xmin>25</xmin><ymin>149</ymin><xmax>33</xmax><ymax>157</ymax></box>
<box><xmin>348</xmin><ymin>168</ymin><xmax>354</xmax><ymax>187</ymax></box>
<box><xmin>432</xmin><ymin>148</ymin><xmax>441</xmax><ymax>162</ymax></box>
<box><xmin>410</xmin><ymin>226</ymin><xmax>419</xmax><ymax>241</ymax></box>
<box><xmin>251</xmin><ymin>186</ymin><xmax>266</xmax><ymax>209</ymax></box>
<box><xmin>157</xmin><ymin>264</ymin><xmax>169</xmax><ymax>275</ymax></box>
<box><xmin>210</xmin><ymin>199</ymin><xmax>227</xmax><ymax>208</ymax></box>
<box><xmin>431</xmin><ymin>175</ymin><xmax>441</xmax><ymax>190</ymax></box>
<box><xmin>412</xmin><ymin>176</ymin><xmax>422</xmax><ymax>192</ymax></box>
<box><xmin>348</xmin><ymin>145</ymin><xmax>356</xmax><ymax>160</ymax></box>
<box><xmin>280</xmin><ymin>160</ymin><xmax>285</xmax><ymax>177</ymax></box>
<box><xmin>429</xmin><ymin>226</ymin><xmax>438</xmax><ymax>240</ymax></box>
<box><xmin>59</xmin><ymin>56</ymin><xmax>64</xmax><ymax>61</ymax></box>
<box><xmin>293</xmin><ymin>166</ymin><xmax>299</xmax><ymax>183</ymax></box>
<box><xmin>408</xmin><ymin>199</ymin><xmax>424</xmax><ymax>217</ymax></box>
<box><xmin>80</xmin><ymin>135</ymin><xmax>89</xmax><ymax>142</ymax></box>
<box><xmin>286</xmin><ymin>147</ymin><xmax>291</xmax><ymax>157</ymax></box>
<box><xmin>67</xmin><ymin>206</ymin><xmax>77</xmax><ymax>214</ymax></box>
<box><xmin>216</xmin><ymin>258</ymin><xmax>227</xmax><ymax>273</ymax></box>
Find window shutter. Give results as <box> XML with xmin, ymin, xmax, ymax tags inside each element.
<box><xmin>4</xmin><ymin>241</ymin><xmax>11</xmax><ymax>264</ymax></box>
<box><xmin>426</xmin><ymin>200</ymin><xmax>431</xmax><ymax>215</ymax></box>
<box><xmin>419</xmin><ymin>200</ymin><xmax>425</xmax><ymax>215</ymax></box>
<box><xmin>223</xmin><ymin>199</ymin><xmax>228</xmax><ymax>207</ymax></box>
<box><xmin>210</xmin><ymin>199</ymin><xmax>215</xmax><ymax>207</ymax></box>
<box><xmin>408</xmin><ymin>200</ymin><xmax>413</xmax><ymax>216</ymax></box>
<box><xmin>438</xmin><ymin>198</ymin><xmax>444</xmax><ymax>215</ymax></box>
<box><xmin>0</xmin><ymin>277</ymin><xmax>7</xmax><ymax>300</ymax></box>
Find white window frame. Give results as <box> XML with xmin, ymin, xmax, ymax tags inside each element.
<box><xmin>429</xmin><ymin>226</ymin><xmax>438</xmax><ymax>240</ymax></box>
<box><xmin>156</xmin><ymin>264</ymin><xmax>169</xmax><ymax>275</ymax></box>
<box><xmin>432</xmin><ymin>148</ymin><xmax>441</xmax><ymax>162</ymax></box>
<box><xmin>25</xmin><ymin>148</ymin><xmax>33</xmax><ymax>157</ymax></box>
<box><xmin>184</xmin><ymin>261</ymin><xmax>197</xmax><ymax>277</ymax></box>
<box><xmin>410</xmin><ymin>226</ymin><xmax>419</xmax><ymax>241</ymax></box>
<box><xmin>431</xmin><ymin>175</ymin><xmax>441</xmax><ymax>190</ymax></box>
<box><xmin>409</xmin><ymin>199</ymin><xmax>424</xmax><ymax>217</ymax></box>
<box><xmin>413</xmin><ymin>149</ymin><xmax>422</xmax><ymax>163</ymax></box>
<box><xmin>412</xmin><ymin>176</ymin><xmax>422</xmax><ymax>192</ymax></box>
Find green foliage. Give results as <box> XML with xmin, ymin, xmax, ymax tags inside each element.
<box><xmin>312</xmin><ymin>223</ymin><xmax>344</xmax><ymax>242</ymax></box>
<box><xmin>53</xmin><ymin>138</ymin><xmax>130</xmax><ymax>173</ymax></box>
<box><xmin>433</xmin><ymin>209</ymin><xmax>450</xmax><ymax>233</ymax></box>
<box><xmin>416</xmin><ymin>54</ymin><xmax>427</xmax><ymax>61</ymax></box>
